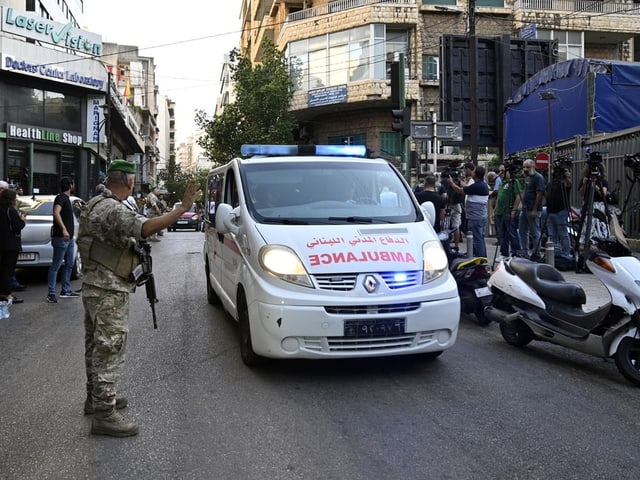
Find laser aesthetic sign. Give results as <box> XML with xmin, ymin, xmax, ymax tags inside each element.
<box><xmin>1</xmin><ymin>7</ymin><xmax>102</xmax><ymax>56</ymax></box>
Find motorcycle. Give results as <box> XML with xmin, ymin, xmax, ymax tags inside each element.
<box><xmin>485</xmin><ymin>251</ymin><xmax>640</xmax><ymax>386</ymax></box>
<box><xmin>438</xmin><ymin>230</ymin><xmax>493</xmax><ymax>325</ymax></box>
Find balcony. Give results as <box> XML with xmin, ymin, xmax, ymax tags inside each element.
<box><xmin>514</xmin><ymin>0</ymin><xmax>640</xmax><ymax>14</ymax></box>
<box><xmin>514</xmin><ymin>0</ymin><xmax>640</xmax><ymax>37</ymax></box>
<box><xmin>285</xmin><ymin>0</ymin><xmax>416</xmax><ymax>23</ymax></box>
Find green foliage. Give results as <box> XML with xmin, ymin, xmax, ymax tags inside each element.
<box><xmin>157</xmin><ymin>158</ymin><xmax>207</xmax><ymax>206</ymax></box>
<box><xmin>195</xmin><ymin>40</ymin><xmax>296</xmax><ymax>163</ymax></box>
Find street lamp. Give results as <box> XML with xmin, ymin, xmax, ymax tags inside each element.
<box><xmin>539</xmin><ymin>90</ymin><xmax>556</xmax><ymax>182</ymax></box>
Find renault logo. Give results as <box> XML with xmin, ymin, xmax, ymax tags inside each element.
<box><xmin>363</xmin><ymin>275</ymin><xmax>378</xmax><ymax>293</ymax></box>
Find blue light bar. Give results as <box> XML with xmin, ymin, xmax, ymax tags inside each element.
<box><xmin>240</xmin><ymin>144</ymin><xmax>368</xmax><ymax>158</ymax></box>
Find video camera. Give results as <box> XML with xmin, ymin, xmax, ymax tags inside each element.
<box><xmin>552</xmin><ymin>155</ymin><xmax>572</xmax><ymax>177</ymax></box>
<box><xmin>441</xmin><ymin>161</ymin><xmax>461</xmax><ymax>180</ymax></box>
<box><xmin>585</xmin><ymin>148</ymin><xmax>604</xmax><ymax>179</ymax></box>
<box><xmin>503</xmin><ymin>155</ymin><xmax>524</xmax><ymax>175</ymax></box>
<box><xmin>624</xmin><ymin>152</ymin><xmax>640</xmax><ymax>176</ymax></box>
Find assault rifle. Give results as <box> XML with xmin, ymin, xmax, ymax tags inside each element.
<box><xmin>133</xmin><ymin>241</ymin><xmax>158</xmax><ymax>329</ymax></box>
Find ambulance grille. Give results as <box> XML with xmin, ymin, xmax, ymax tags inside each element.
<box><xmin>324</xmin><ymin>303</ymin><xmax>420</xmax><ymax>315</ymax></box>
<box><xmin>314</xmin><ymin>272</ymin><xmax>420</xmax><ymax>291</ymax></box>
<box><xmin>302</xmin><ymin>332</ymin><xmax>436</xmax><ymax>352</ymax></box>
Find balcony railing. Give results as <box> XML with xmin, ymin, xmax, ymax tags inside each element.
<box><xmin>287</xmin><ymin>0</ymin><xmax>416</xmax><ymax>23</ymax></box>
<box><xmin>514</xmin><ymin>0</ymin><xmax>640</xmax><ymax>14</ymax></box>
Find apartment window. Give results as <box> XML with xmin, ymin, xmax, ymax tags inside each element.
<box><xmin>328</xmin><ymin>133</ymin><xmax>366</xmax><ymax>145</ymax></box>
<box><xmin>421</xmin><ymin>0</ymin><xmax>458</xmax><ymax>5</ymax></box>
<box><xmin>476</xmin><ymin>0</ymin><xmax>504</xmax><ymax>6</ymax></box>
<box><xmin>422</xmin><ymin>55</ymin><xmax>439</xmax><ymax>81</ymax></box>
<box><xmin>538</xmin><ymin>30</ymin><xmax>583</xmax><ymax>61</ymax></box>
<box><xmin>289</xmin><ymin>25</ymin><xmax>408</xmax><ymax>91</ymax></box>
<box><xmin>380</xmin><ymin>132</ymin><xmax>403</xmax><ymax>158</ymax></box>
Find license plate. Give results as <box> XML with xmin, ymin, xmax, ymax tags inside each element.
<box><xmin>474</xmin><ymin>286</ymin><xmax>492</xmax><ymax>298</ymax></box>
<box><xmin>344</xmin><ymin>318</ymin><xmax>405</xmax><ymax>338</ymax></box>
<box><xmin>177</xmin><ymin>220</ymin><xmax>188</xmax><ymax>224</ymax></box>
<box><xmin>18</xmin><ymin>252</ymin><xmax>36</xmax><ymax>261</ymax></box>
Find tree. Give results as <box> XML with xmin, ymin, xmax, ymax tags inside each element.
<box><xmin>195</xmin><ymin>40</ymin><xmax>296</xmax><ymax>163</ymax></box>
<box><xmin>156</xmin><ymin>160</ymin><xmax>207</xmax><ymax>206</ymax></box>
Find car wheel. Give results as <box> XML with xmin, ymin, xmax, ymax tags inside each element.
<box><xmin>71</xmin><ymin>250</ymin><xmax>82</xmax><ymax>280</ymax></box>
<box><xmin>237</xmin><ymin>290</ymin><xmax>263</xmax><ymax>367</ymax></box>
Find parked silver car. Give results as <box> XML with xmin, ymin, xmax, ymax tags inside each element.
<box><xmin>16</xmin><ymin>195</ymin><xmax>85</xmax><ymax>279</ymax></box>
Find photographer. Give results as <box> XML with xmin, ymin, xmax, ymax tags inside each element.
<box><xmin>546</xmin><ymin>160</ymin><xmax>573</xmax><ymax>260</ymax></box>
<box><xmin>440</xmin><ymin>162</ymin><xmax>464</xmax><ymax>246</ymax></box>
<box><xmin>579</xmin><ymin>158</ymin><xmax>610</xmax><ymax>244</ymax></box>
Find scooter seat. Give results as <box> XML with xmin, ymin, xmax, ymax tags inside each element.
<box><xmin>509</xmin><ymin>258</ymin><xmax>586</xmax><ymax>306</ymax></box>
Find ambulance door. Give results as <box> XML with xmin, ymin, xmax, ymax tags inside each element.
<box><xmin>218</xmin><ymin>167</ymin><xmax>243</xmax><ymax>305</ymax></box>
<box><xmin>204</xmin><ymin>171</ymin><xmax>225</xmax><ymax>301</ymax></box>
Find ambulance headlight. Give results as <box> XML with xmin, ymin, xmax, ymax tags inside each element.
<box><xmin>259</xmin><ymin>245</ymin><xmax>313</xmax><ymax>288</ymax></box>
<box><xmin>422</xmin><ymin>240</ymin><xmax>448</xmax><ymax>283</ymax></box>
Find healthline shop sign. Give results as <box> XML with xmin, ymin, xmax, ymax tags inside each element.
<box><xmin>1</xmin><ymin>7</ymin><xmax>102</xmax><ymax>56</ymax></box>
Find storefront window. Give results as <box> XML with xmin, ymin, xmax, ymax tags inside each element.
<box><xmin>1</xmin><ymin>83</ymin><xmax>81</xmax><ymax>131</ymax></box>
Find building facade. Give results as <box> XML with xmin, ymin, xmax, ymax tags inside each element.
<box><xmin>0</xmin><ymin>2</ymin><xmax>159</xmax><ymax>199</ymax></box>
<box><xmin>237</xmin><ymin>0</ymin><xmax>640</xmax><ymax>175</ymax></box>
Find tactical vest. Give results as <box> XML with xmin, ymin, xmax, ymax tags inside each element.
<box><xmin>77</xmin><ymin>195</ymin><xmax>140</xmax><ymax>280</ymax></box>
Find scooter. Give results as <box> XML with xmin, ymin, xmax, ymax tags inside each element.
<box><xmin>439</xmin><ymin>230</ymin><xmax>493</xmax><ymax>325</ymax></box>
<box><xmin>485</xmin><ymin>251</ymin><xmax>640</xmax><ymax>386</ymax></box>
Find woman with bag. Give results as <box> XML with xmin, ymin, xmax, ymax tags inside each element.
<box><xmin>0</xmin><ymin>188</ymin><xmax>25</xmax><ymax>303</ymax></box>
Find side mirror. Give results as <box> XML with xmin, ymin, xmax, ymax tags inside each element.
<box><xmin>421</xmin><ymin>201</ymin><xmax>436</xmax><ymax>227</ymax></box>
<box><xmin>214</xmin><ymin>203</ymin><xmax>240</xmax><ymax>235</ymax></box>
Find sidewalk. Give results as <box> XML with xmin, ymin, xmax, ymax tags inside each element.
<box><xmin>457</xmin><ymin>235</ymin><xmax>611</xmax><ymax>312</ymax></box>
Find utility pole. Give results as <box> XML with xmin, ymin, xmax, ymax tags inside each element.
<box><xmin>106</xmin><ymin>67</ymin><xmax>113</xmax><ymax>163</ymax></box>
<box><xmin>540</xmin><ymin>90</ymin><xmax>556</xmax><ymax>182</ymax></box>
<box><xmin>431</xmin><ymin>109</ymin><xmax>438</xmax><ymax>174</ymax></box>
<box><xmin>468</xmin><ymin>0</ymin><xmax>479</xmax><ymax>163</ymax></box>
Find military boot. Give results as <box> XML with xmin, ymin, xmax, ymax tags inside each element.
<box><xmin>84</xmin><ymin>395</ymin><xmax>128</xmax><ymax>415</ymax></box>
<box><xmin>91</xmin><ymin>410</ymin><xmax>139</xmax><ymax>437</ymax></box>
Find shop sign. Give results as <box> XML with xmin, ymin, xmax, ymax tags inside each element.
<box><xmin>308</xmin><ymin>85</ymin><xmax>347</xmax><ymax>107</ymax></box>
<box><xmin>7</xmin><ymin>123</ymin><xmax>83</xmax><ymax>146</ymax></box>
<box><xmin>1</xmin><ymin>7</ymin><xmax>102</xmax><ymax>56</ymax></box>
<box><xmin>1</xmin><ymin>54</ymin><xmax>105</xmax><ymax>90</ymax></box>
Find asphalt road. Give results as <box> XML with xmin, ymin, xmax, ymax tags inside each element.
<box><xmin>0</xmin><ymin>231</ymin><xmax>637</xmax><ymax>480</ymax></box>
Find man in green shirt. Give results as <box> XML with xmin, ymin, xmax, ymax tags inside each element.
<box><xmin>494</xmin><ymin>168</ymin><xmax>522</xmax><ymax>259</ymax></box>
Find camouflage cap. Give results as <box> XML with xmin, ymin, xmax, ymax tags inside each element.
<box><xmin>107</xmin><ymin>159</ymin><xmax>136</xmax><ymax>174</ymax></box>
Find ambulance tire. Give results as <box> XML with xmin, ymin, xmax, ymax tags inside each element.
<box><xmin>237</xmin><ymin>290</ymin><xmax>264</xmax><ymax>367</ymax></box>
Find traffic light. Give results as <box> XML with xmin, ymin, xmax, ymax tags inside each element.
<box><xmin>392</xmin><ymin>107</ymin><xmax>411</xmax><ymax>138</ymax></box>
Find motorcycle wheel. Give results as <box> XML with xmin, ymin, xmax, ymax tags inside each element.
<box><xmin>499</xmin><ymin>318</ymin><xmax>534</xmax><ymax>347</ymax></box>
<box><xmin>614</xmin><ymin>337</ymin><xmax>640</xmax><ymax>386</ymax></box>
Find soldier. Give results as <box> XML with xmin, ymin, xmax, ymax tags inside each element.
<box><xmin>78</xmin><ymin>159</ymin><xmax>199</xmax><ymax>437</ymax></box>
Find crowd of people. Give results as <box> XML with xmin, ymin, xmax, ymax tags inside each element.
<box><xmin>414</xmin><ymin>158</ymin><xmax>609</xmax><ymax>265</ymax></box>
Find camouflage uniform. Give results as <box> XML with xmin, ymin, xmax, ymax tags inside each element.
<box><xmin>78</xmin><ymin>189</ymin><xmax>146</xmax><ymax>412</ymax></box>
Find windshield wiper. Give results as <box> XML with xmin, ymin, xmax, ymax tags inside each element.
<box><xmin>261</xmin><ymin>217</ymin><xmax>309</xmax><ymax>225</ymax></box>
<box><xmin>327</xmin><ymin>216</ymin><xmax>374</xmax><ymax>223</ymax></box>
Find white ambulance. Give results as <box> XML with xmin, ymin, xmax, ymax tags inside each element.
<box><xmin>203</xmin><ymin>145</ymin><xmax>460</xmax><ymax>366</ymax></box>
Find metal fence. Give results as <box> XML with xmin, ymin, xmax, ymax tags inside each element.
<box><xmin>554</xmin><ymin>126</ymin><xmax>640</xmax><ymax>238</ymax></box>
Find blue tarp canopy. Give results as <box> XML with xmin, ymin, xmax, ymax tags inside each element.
<box><xmin>504</xmin><ymin>58</ymin><xmax>640</xmax><ymax>154</ymax></box>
